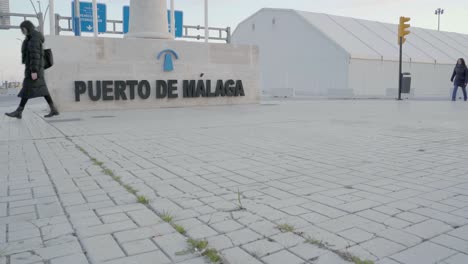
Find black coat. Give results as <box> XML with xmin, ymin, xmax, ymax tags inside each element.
<box><xmin>451</xmin><ymin>64</ymin><xmax>468</xmax><ymax>87</ymax></box>
<box><xmin>18</xmin><ymin>21</ymin><xmax>50</xmax><ymax>99</ymax></box>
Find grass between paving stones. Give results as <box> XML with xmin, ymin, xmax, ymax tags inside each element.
<box><xmin>137</xmin><ymin>195</ymin><xmax>149</xmax><ymax>205</ymax></box>
<box><xmin>173</xmin><ymin>224</ymin><xmax>186</xmax><ymax>235</ymax></box>
<box><xmin>187</xmin><ymin>239</ymin><xmax>222</xmax><ymax>263</ymax></box>
<box><xmin>277</xmin><ymin>223</ymin><xmax>295</xmax><ymax>233</ymax></box>
<box><xmin>123</xmin><ymin>184</ymin><xmax>137</xmax><ymax>195</ymax></box>
<box><xmin>305</xmin><ymin>236</ymin><xmax>374</xmax><ymax>264</ymax></box>
<box><xmin>161</xmin><ymin>211</ymin><xmax>174</xmax><ymax>223</ymax></box>
<box><xmin>237</xmin><ymin>188</ymin><xmax>245</xmax><ymax>210</ymax></box>
<box><xmin>76</xmin><ymin>145</ymin><xmax>222</xmax><ymax>263</ymax></box>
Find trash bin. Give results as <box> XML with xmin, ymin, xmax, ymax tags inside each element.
<box><xmin>401</xmin><ymin>72</ymin><xmax>411</xmax><ymax>94</ymax></box>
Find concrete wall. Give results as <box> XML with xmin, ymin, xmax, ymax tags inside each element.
<box><xmin>232</xmin><ymin>9</ymin><xmax>350</xmax><ymax>97</ymax></box>
<box><xmin>45</xmin><ymin>36</ymin><xmax>260</xmax><ymax>112</ymax></box>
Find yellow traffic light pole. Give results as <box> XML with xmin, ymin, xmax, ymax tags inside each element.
<box><xmin>398</xmin><ymin>17</ymin><xmax>411</xmax><ymax>100</ymax></box>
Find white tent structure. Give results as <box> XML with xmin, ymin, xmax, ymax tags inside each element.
<box><xmin>232</xmin><ymin>8</ymin><xmax>468</xmax><ymax>99</ymax></box>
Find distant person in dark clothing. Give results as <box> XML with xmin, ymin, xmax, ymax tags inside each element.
<box><xmin>451</xmin><ymin>58</ymin><xmax>468</xmax><ymax>101</ymax></box>
<box><xmin>5</xmin><ymin>20</ymin><xmax>59</xmax><ymax>119</ymax></box>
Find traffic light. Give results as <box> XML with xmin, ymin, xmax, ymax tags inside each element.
<box><xmin>398</xmin><ymin>17</ymin><xmax>411</xmax><ymax>44</ymax></box>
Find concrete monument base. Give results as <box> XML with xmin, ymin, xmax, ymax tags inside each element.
<box><xmin>44</xmin><ymin>36</ymin><xmax>260</xmax><ymax>112</ymax></box>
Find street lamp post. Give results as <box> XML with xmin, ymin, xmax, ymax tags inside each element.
<box><xmin>204</xmin><ymin>0</ymin><xmax>209</xmax><ymax>42</ymax></box>
<box><xmin>435</xmin><ymin>8</ymin><xmax>444</xmax><ymax>31</ymax></box>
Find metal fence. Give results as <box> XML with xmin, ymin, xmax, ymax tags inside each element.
<box><xmin>54</xmin><ymin>15</ymin><xmax>231</xmax><ymax>43</ymax></box>
<box><xmin>0</xmin><ymin>12</ymin><xmax>44</xmax><ymax>32</ymax></box>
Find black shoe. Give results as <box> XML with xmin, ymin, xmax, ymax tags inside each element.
<box><xmin>44</xmin><ymin>104</ymin><xmax>59</xmax><ymax>118</ymax></box>
<box><xmin>5</xmin><ymin>107</ymin><xmax>24</xmax><ymax>119</ymax></box>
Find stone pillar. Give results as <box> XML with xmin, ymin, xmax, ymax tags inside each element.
<box><xmin>126</xmin><ymin>0</ymin><xmax>173</xmax><ymax>39</ymax></box>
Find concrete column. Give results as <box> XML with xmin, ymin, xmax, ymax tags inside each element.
<box><xmin>126</xmin><ymin>0</ymin><xmax>173</xmax><ymax>39</ymax></box>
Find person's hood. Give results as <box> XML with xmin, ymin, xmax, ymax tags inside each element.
<box><xmin>20</xmin><ymin>20</ymin><xmax>36</xmax><ymax>35</ymax></box>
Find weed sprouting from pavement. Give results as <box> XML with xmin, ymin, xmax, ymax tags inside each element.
<box><xmin>174</xmin><ymin>224</ymin><xmax>186</xmax><ymax>235</ymax></box>
<box><xmin>137</xmin><ymin>195</ymin><xmax>149</xmax><ymax>205</ymax></box>
<box><xmin>277</xmin><ymin>223</ymin><xmax>295</xmax><ymax>233</ymax></box>
<box><xmin>161</xmin><ymin>211</ymin><xmax>174</xmax><ymax>223</ymax></box>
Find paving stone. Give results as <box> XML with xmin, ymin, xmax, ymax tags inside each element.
<box><xmin>338</xmin><ymin>228</ymin><xmax>374</xmax><ymax>243</ymax></box>
<box><xmin>377</xmin><ymin>228</ymin><xmax>422</xmax><ymax>247</ymax></box>
<box><xmin>0</xmin><ymin>203</ymin><xmax>6</xmax><ymax>217</ymax></box>
<box><xmin>375</xmin><ymin>258</ymin><xmax>401</xmax><ymax>264</ymax></box>
<box><xmin>101</xmin><ymin>213</ymin><xmax>130</xmax><ymax>224</ymax></box>
<box><xmin>261</xmin><ymin>250</ymin><xmax>304</xmax><ymax>264</ymax></box>
<box><xmin>50</xmin><ymin>253</ymin><xmax>89</xmax><ymax>264</ymax></box>
<box><xmin>300</xmin><ymin>212</ymin><xmax>330</xmax><ymax>224</ymax></box>
<box><xmin>431</xmin><ymin>234</ymin><xmax>468</xmax><ymax>252</ymax></box>
<box><xmin>300</xmin><ymin>202</ymin><xmax>347</xmax><ymax>218</ymax></box>
<box><xmin>318</xmin><ymin>214</ymin><xmax>372</xmax><ymax>233</ymax></box>
<box><xmin>95</xmin><ymin>204</ymin><xmax>146</xmax><ymax>216</ymax></box>
<box><xmin>186</xmin><ymin>224</ymin><xmax>219</xmax><ymax>239</ymax></box>
<box><xmin>411</xmin><ymin>207</ymin><xmax>468</xmax><ymax>226</ymax></box>
<box><xmin>10</xmin><ymin>252</ymin><xmax>43</xmax><ymax>264</ymax></box>
<box><xmin>358</xmin><ymin>237</ymin><xmax>405</xmax><ymax>258</ymax></box>
<box><xmin>346</xmin><ymin>244</ymin><xmax>378</xmax><ymax>262</ymax></box>
<box><xmin>82</xmin><ymin>235</ymin><xmax>125</xmax><ymax>262</ymax></box>
<box><xmin>395</xmin><ymin>212</ymin><xmax>428</xmax><ymax>224</ymax></box>
<box><xmin>373</xmin><ymin>205</ymin><xmax>402</xmax><ymax>216</ymax></box>
<box><xmin>442</xmin><ymin>253</ymin><xmax>468</xmax><ymax>264</ymax></box>
<box><xmin>242</xmin><ymin>239</ymin><xmax>283</xmax><ymax>258</ymax></box>
<box><xmin>249</xmin><ymin>220</ymin><xmax>281</xmax><ymax>237</ymax></box>
<box><xmin>114</xmin><ymin>223</ymin><xmax>174</xmax><ymax>243</ymax></box>
<box><xmin>337</xmin><ymin>199</ymin><xmax>380</xmax><ymax>213</ymax></box>
<box><xmin>270</xmin><ymin>232</ymin><xmax>305</xmax><ymax>248</ymax></box>
<box><xmin>314</xmin><ymin>252</ymin><xmax>350</xmax><ymax>264</ymax></box>
<box><xmin>77</xmin><ymin>220</ymin><xmax>138</xmax><ymax>238</ymax></box>
<box><xmin>103</xmin><ymin>251</ymin><xmax>171</xmax><ymax>264</ymax></box>
<box><xmin>390</xmin><ymin>241</ymin><xmax>457</xmax><ymax>264</ymax></box>
<box><xmin>37</xmin><ymin>202</ymin><xmax>64</xmax><ymax>218</ymax></box>
<box><xmin>41</xmin><ymin>223</ymin><xmax>74</xmax><ymax>240</ymax></box>
<box><xmin>153</xmin><ymin>233</ymin><xmax>197</xmax><ymax>262</ymax></box>
<box><xmin>226</xmin><ymin>229</ymin><xmax>262</xmax><ymax>246</ymax></box>
<box><xmin>122</xmin><ymin>239</ymin><xmax>158</xmax><ymax>256</ymax></box>
<box><xmin>204</xmin><ymin>235</ymin><xmax>233</xmax><ymax>251</ymax></box>
<box><xmin>383</xmin><ymin>217</ymin><xmax>412</xmax><ymax>229</ymax></box>
<box><xmin>127</xmin><ymin>209</ymin><xmax>162</xmax><ymax>227</ymax></box>
<box><xmin>9</xmin><ymin>205</ymin><xmax>36</xmax><ymax>216</ymax></box>
<box><xmin>34</xmin><ymin>240</ymin><xmax>83</xmax><ymax>260</ymax></box>
<box><xmin>448</xmin><ymin>225</ymin><xmax>468</xmax><ymax>241</ymax></box>
<box><xmin>211</xmin><ymin>220</ymin><xmax>244</xmax><ymax>233</ymax></box>
<box><xmin>289</xmin><ymin>243</ymin><xmax>329</xmax><ymax>260</ymax></box>
<box><xmin>404</xmin><ymin>219</ymin><xmax>453</xmax><ymax>239</ymax></box>
<box><xmin>8</xmin><ymin>228</ymin><xmax>41</xmax><ymax>242</ymax></box>
<box><xmin>222</xmin><ymin>247</ymin><xmax>263</xmax><ymax>264</ymax></box>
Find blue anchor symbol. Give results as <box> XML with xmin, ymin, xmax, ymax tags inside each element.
<box><xmin>157</xmin><ymin>49</ymin><xmax>179</xmax><ymax>72</ymax></box>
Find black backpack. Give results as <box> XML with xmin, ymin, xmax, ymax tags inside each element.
<box><xmin>44</xmin><ymin>49</ymin><xmax>54</xmax><ymax>69</ymax></box>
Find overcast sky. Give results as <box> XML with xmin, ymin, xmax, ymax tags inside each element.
<box><xmin>1</xmin><ymin>0</ymin><xmax>467</xmax><ymax>81</ymax></box>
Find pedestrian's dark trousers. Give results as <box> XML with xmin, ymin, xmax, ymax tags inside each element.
<box><xmin>452</xmin><ymin>85</ymin><xmax>467</xmax><ymax>101</ymax></box>
<box><xmin>19</xmin><ymin>95</ymin><xmax>53</xmax><ymax>107</ymax></box>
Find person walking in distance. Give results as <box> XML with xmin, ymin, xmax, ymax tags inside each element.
<box><xmin>451</xmin><ymin>58</ymin><xmax>468</xmax><ymax>101</ymax></box>
<box><xmin>5</xmin><ymin>20</ymin><xmax>59</xmax><ymax>119</ymax></box>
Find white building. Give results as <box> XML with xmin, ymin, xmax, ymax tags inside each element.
<box><xmin>232</xmin><ymin>8</ymin><xmax>468</xmax><ymax>99</ymax></box>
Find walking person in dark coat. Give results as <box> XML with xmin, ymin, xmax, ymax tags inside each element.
<box><xmin>451</xmin><ymin>58</ymin><xmax>468</xmax><ymax>101</ymax></box>
<box><xmin>5</xmin><ymin>20</ymin><xmax>59</xmax><ymax>119</ymax></box>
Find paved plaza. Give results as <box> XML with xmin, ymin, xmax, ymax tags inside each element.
<box><xmin>1</xmin><ymin>98</ymin><xmax>468</xmax><ymax>264</ymax></box>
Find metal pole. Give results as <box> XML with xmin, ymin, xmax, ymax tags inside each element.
<box><xmin>92</xmin><ymin>0</ymin><xmax>98</xmax><ymax>36</ymax></box>
<box><xmin>204</xmin><ymin>0</ymin><xmax>209</xmax><ymax>42</ymax></box>
<box><xmin>170</xmin><ymin>0</ymin><xmax>175</xmax><ymax>38</ymax></box>
<box><xmin>49</xmin><ymin>0</ymin><xmax>55</xmax><ymax>35</ymax></box>
<box><xmin>74</xmin><ymin>0</ymin><xmax>80</xmax><ymax>36</ymax></box>
<box><xmin>438</xmin><ymin>13</ymin><xmax>440</xmax><ymax>31</ymax></box>
<box><xmin>55</xmin><ymin>14</ymin><xmax>60</xmax><ymax>35</ymax></box>
<box><xmin>37</xmin><ymin>12</ymin><xmax>44</xmax><ymax>33</ymax></box>
<box><xmin>398</xmin><ymin>36</ymin><xmax>403</xmax><ymax>100</ymax></box>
